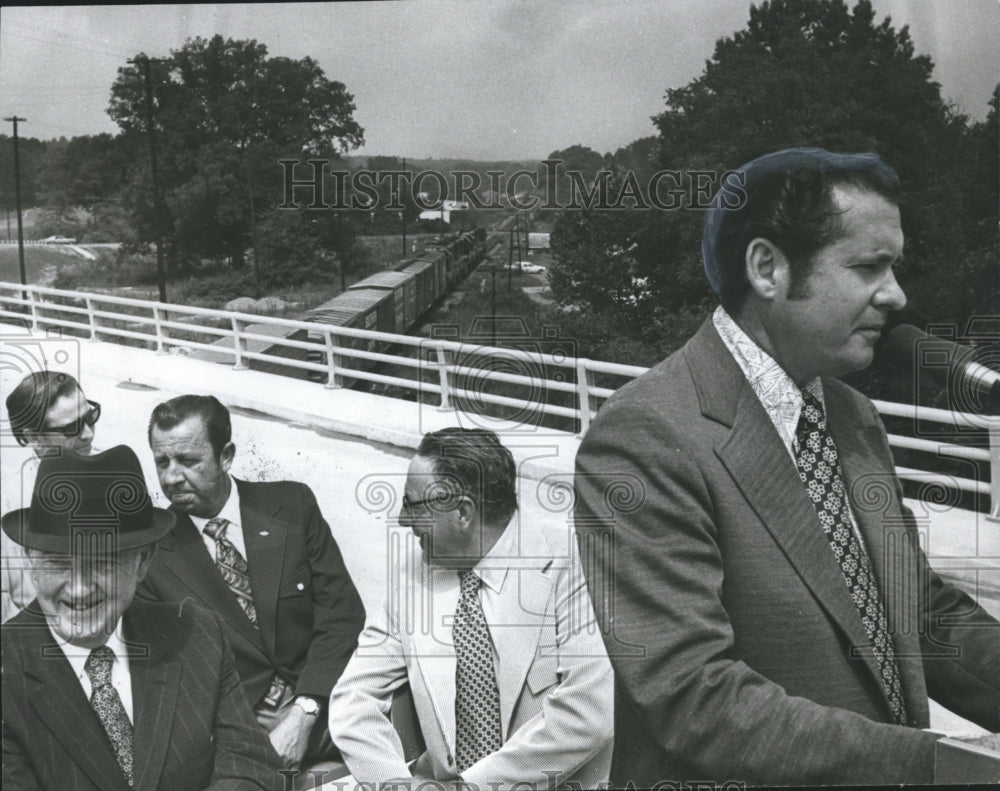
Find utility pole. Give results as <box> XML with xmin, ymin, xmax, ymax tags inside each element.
<box><xmin>128</xmin><ymin>55</ymin><xmax>168</xmax><ymax>302</ymax></box>
<box><xmin>4</xmin><ymin>116</ymin><xmax>27</xmax><ymax>291</ymax></box>
<box><xmin>400</xmin><ymin>157</ymin><xmax>407</xmax><ymax>257</ymax></box>
<box><xmin>507</xmin><ymin>226</ymin><xmax>514</xmax><ymax>292</ymax></box>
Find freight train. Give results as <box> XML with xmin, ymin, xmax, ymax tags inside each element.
<box><xmin>191</xmin><ymin>226</ymin><xmax>490</xmax><ymax>383</ymax></box>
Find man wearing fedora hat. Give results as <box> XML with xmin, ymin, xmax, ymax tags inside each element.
<box><xmin>1</xmin><ymin>444</ymin><xmax>283</xmax><ymax>791</ymax></box>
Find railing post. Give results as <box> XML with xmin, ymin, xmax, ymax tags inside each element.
<box><xmin>152</xmin><ymin>306</ymin><xmax>168</xmax><ymax>354</ymax></box>
<box><xmin>988</xmin><ymin>417</ymin><xmax>1000</xmax><ymax>522</ymax></box>
<box><xmin>436</xmin><ymin>342</ymin><xmax>454</xmax><ymax>411</ymax></box>
<box><xmin>27</xmin><ymin>287</ymin><xmax>38</xmax><ymax>331</ymax></box>
<box><xmin>576</xmin><ymin>358</ymin><xmax>598</xmax><ymax>437</ymax></box>
<box><xmin>85</xmin><ymin>297</ymin><xmax>98</xmax><ymax>341</ymax></box>
<box><xmin>324</xmin><ymin>329</ymin><xmax>344</xmax><ymax>389</ymax></box>
<box><xmin>231</xmin><ymin>315</ymin><xmax>248</xmax><ymax>370</ymax></box>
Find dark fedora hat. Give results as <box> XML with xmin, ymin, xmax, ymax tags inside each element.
<box><xmin>1</xmin><ymin>445</ymin><xmax>174</xmax><ymax>553</ymax></box>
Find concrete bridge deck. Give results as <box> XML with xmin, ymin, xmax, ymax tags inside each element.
<box><xmin>1</xmin><ymin>320</ymin><xmax>994</xmax><ymax>740</ymax></box>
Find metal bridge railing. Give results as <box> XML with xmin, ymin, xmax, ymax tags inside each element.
<box><xmin>1</xmin><ymin>281</ymin><xmax>996</xmax><ymax>518</ymax></box>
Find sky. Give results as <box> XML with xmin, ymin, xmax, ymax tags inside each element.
<box><xmin>1</xmin><ymin>1</ymin><xmax>998</xmax><ymax>160</ymax></box>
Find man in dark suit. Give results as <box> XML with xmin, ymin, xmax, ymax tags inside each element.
<box><xmin>1</xmin><ymin>445</ymin><xmax>282</xmax><ymax>791</ymax></box>
<box><xmin>138</xmin><ymin>394</ymin><xmax>365</xmax><ymax>771</ymax></box>
<box><xmin>574</xmin><ymin>148</ymin><xmax>1000</xmax><ymax>786</ymax></box>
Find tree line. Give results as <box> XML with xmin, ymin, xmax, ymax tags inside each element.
<box><xmin>542</xmin><ymin>0</ymin><xmax>998</xmax><ymax>403</ymax></box>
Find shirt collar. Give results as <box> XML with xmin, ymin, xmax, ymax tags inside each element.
<box><xmin>189</xmin><ymin>476</ymin><xmax>241</xmax><ymax>533</ymax></box>
<box><xmin>469</xmin><ymin>518</ymin><xmax>518</xmax><ymax>594</ymax></box>
<box><xmin>713</xmin><ymin>305</ymin><xmax>824</xmax><ymax>453</ymax></box>
<box><xmin>50</xmin><ymin>618</ymin><xmax>129</xmax><ymax>677</ymax></box>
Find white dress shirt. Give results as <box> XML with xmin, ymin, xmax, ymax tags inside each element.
<box><xmin>189</xmin><ymin>477</ymin><xmax>247</xmax><ymax>562</ymax></box>
<box><xmin>52</xmin><ymin>621</ymin><xmax>135</xmax><ymax>722</ymax></box>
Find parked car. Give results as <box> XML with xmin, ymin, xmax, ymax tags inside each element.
<box><xmin>518</xmin><ymin>261</ymin><xmax>546</xmax><ymax>274</ymax></box>
<box><xmin>41</xmin><ymin>235</ymin><xmax>76</xmax><ymax>244</ymax></box>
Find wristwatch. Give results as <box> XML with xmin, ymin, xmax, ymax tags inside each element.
<box><xmin>294</xmin><ymin>696</ymin><xmax>321</xmax><ymax>717</ymax></box>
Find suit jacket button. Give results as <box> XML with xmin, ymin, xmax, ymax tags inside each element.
<box><xmin>447</xmin><ymin>754</ymin><xmax>453</xmax><ymax>767</ymax></box>
<box><xmin>296</xmin><ymin>583</ymin><xmax>305</xmax><ymax>591</ymax></box>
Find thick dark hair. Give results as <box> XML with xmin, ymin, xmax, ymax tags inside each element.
<box><xmin>6</xmin><ymin>371</ymin><xmax>82</xmax><ymax>446</ymax></box>
<box><xmin>710</xmin><ymin>154</ymin><xmax>901</xmax><ymax>312</ymax></box>
<box><xmin>148</xmin><ymin>394</ymin><xmax>232</xmax><ymax>458</ymax></box>
<box><xmin>416</xmin><ymin>427</ymin><xmax>518</xmax><ymax>527</ymax></box>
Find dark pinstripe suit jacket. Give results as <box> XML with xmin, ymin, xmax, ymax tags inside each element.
<box><xmin>2</xmin><ymin>599</ymin><xmax>283</xmax><ymax>791</ymax></box>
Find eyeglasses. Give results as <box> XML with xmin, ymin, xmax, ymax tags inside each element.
<box><xmin>41</xmin><ymin>400</ymin><xmax>101</xmax><ymax>438</ymax></box>
<box><xmin>402</xmin><ymin>494</ymin><xmax>439</xmax><ymax>511</ymax></box>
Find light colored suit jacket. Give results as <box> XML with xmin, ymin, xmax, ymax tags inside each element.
<box><xmin>574</xmin><ymin>318</ymin><xmax>1000</xmax><ymax>786</ymax></box>
<box><xmin>2</xmin><ymin>599</ymin><xmax>282</xmax><ymax>791</ymax></box>
<box><xmin>329</xmin><ymin>519</ymin><xmax>614</xmax><ymax>790</ymax></box>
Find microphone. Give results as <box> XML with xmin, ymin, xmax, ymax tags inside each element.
<box><xmin>880</xmin><ymin>324</ymin><xmax>1000</xmax><ymax>414</ymax></box>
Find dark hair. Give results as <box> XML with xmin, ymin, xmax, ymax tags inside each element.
<box><xmin>416</xmin><ymin>427</ymin><xmax>517</xmax><ymax>527</ymax></box>
<box><xmin>148</xmin><ymin>395</ymin><xmax>232</xmax><ymax>458</ymax></box>
<box><xmin>707</xmin><ymin>150</ymin><xmax>901</xmax><ymax>312</ymax></box>
<box><xmin>6</xmin><ymin>371</ymin><xmax>81</xmax><ymax>446</ymax></box>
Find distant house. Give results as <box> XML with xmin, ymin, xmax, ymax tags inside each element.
<box><xmin>528</xmin><ymin>232</ymin><xmax>550</xmax><ymax>250</ymax></box>
<box><xmin>417</xmin><ymin>199</ymin><xmax>470</xmax><ymax>225</ymax></box>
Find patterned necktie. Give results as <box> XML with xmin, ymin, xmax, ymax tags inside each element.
<box><xmin>453</xmin><ymin>570</ymin><xmax>503</xmax><ymax>772</ymax></box>
<box><xmin>84</xmin><ymin>646</ymin><xmax>134</xmax><ymax>786</ymax></box>
<box><xmin>795</xmin><ymin>391</ymin><xmax>907</xmax><ymax>725</ymax></box>
<box><xmin>204</xmin><ymin>517</ymin><xmax>258</xmax><ymax>626</ymax></box>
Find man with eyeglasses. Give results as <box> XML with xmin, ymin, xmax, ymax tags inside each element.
<box><xmin>329</xmin><ymin>427</ymin><xmax>614</xmax><ymax>790</ymax></box>
<box><xmin>2</xmin><ymin>371</ymin><xmax>102</xmax><ymax>622</ymax></box>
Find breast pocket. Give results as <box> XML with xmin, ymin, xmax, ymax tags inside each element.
<box><xmin>525</xmin><ymin>654</ymin><xmax>560</xmax><ymax>697</ymax></box>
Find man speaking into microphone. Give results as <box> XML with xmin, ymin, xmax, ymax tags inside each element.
<box><xmin>574</xmin><ymin>148</ymin><xmax>1000</xmax><ymax>786</ymax></box>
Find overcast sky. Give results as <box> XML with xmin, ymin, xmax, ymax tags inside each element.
<box><xmin>1</xmin><ymin>1</ymin><xmax>997</xmax><ymax>160</ymax></box>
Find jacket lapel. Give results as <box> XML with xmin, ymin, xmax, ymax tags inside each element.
<box><xmin>410</xmin><ymin>562</ymin><xmax>460</xmax><ymax>754</ymax></box>
<box><xmin>128</xmin><ymin>603</ymin><xmax>181</xmax><ymax>791</ymax></box>
<box><xmin>491</xmin><ymin>539</ymin><xmax>554</xmax><ymax>738</ymax></box>
<box><xmin>18</xmin><ymin>614</ymin><xmax>131</xmax><ymax>791</ymax></box>
<box><xmin>237</xmin><ymin>480</ymin><xmax>288</xmax><ymax>658</ymax></box>
<box><xmin>688</xmin><ymin>320</ymin><xmax>891</xmax><ymax>707</ymax></box>
<box><xmin>160</xmin><ymin>511</ymin><xmax>261</xmax><ymax>647</ymax></box>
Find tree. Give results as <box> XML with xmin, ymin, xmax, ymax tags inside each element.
<box><xmin>547</xmin><ymin>0</ymin><xmax>992</xmax><ymax>375</ymax></box>
<box><xmin>107</xmin><ymin>35</ymin><xmax>364</xmax><ymax>274</ymax></box>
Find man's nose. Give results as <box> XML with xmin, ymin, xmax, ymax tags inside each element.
<box><xmin>79</xmin><ymin>422</ymin><xmax>95</xmax><ymax>446</ymax></box>
<box><xmin>874</xmin><ymin>268</ymin><xmax>907</xmax><ymax>311</ymax></box>
<box><xmin>161</xmin><ymin>461</ymin><xmax>184</xmax><ymax>486</ymax></box>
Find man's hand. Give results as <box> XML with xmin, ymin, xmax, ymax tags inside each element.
<box><xmin>268</xmin><ymin>700</ymin><xmax>317</xmax><ymax>769</ymax></box>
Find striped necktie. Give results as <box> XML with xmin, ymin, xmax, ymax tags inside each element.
<box><xmin>204</xmin><ymin>517</ymin><xmax>258</xmax><ymax>626</ymax></box>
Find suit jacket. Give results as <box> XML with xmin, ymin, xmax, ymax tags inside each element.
<box><xmin>137</xmin><ymin>479</ymin><xmax>365</xmax><ymax>705</ymax></box>
<box><xmin>574</xmin><ymin>318</ymin><xmax>1000</xmax><ymax>787</ymax></box>
<box><xmin>2</xmin><ymin>599</ymin><xmax>283</xmax><ymax>791</ymax></box>
<box><xmin>328</xmin><ymin>520</ymin><xmax>615</xmax><ymax>790</ymax></box>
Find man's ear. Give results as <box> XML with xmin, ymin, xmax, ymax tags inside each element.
<box><xmin>745</xmin><ymin>237</ymin><xmax>789</xmax><ymax>301</ymax></box>
<box><xmin>456</xmin><ymin>496</ymin><xmax>476</xmax><ymax>527</ymax></box>
<box><xmin>219</xmin><ymin>442</ymin><xmax>236</xmax><ymax>473</ymax></box>
<box><xmin>135</xmin><ymin>545</ymin><xmax>157</xmax><ymax>582</ymax></box>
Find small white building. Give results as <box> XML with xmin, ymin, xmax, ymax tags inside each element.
<box><xmin>528</xmin><ymin>232</ymin><xmax>550</xmax><ymax>250</ymax></box>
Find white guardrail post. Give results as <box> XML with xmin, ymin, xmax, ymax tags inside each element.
<box><xmin>231</xmin><ymin>315</ymin><xmax>248</xmax><ymax>370</ymax></box>
<box><xmin>576</xmin><ymin>358</ymin><xmax>595</xmax><ymax>437</ymax></box>
<box><xmin>27</xmin><ymin>287</ymin><xmax>38</xmax><ymax>330</ymax></box>
<box><xmin>435</xmin><ymin>342</ymin><xmax>454</xmax><ymax>410</ymax></box>
<box><xmin>324</xmin><ymin>328</ymin><xmax>343</xmax><ymax>389</ymax></box>
<box><xmin>989</xmin><ymin>418</ymin><xmax>1000</xmax><ymax>522</ymax></box>
<box><xmin>85</xmin><ymin>297</ymin><xmax>98</xmax><ymax>341</ymax></box>
<box><xmin>152</xmin><ymin>305</ymin><xmax>167</xmax><ymax>354</ymax></box>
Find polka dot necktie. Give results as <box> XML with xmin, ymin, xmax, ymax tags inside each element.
<box><xmin>204</xmin><ymin>517</ymin><xmax>258</xmax><ymax>626</ymax></box>
<box><xmin>84</xmin><ymin>646</ymin><xmax>134</xmax><ymax>786</ymax></box>
<box><xmin>795</xmin><ymin>391</ymin><xmax>907</xmax><ymax>725</ymax></box>
<box><xmin>453</xmin><ymin>570</ymin><xmax>503</xmax><ymax>772</ymax></box>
